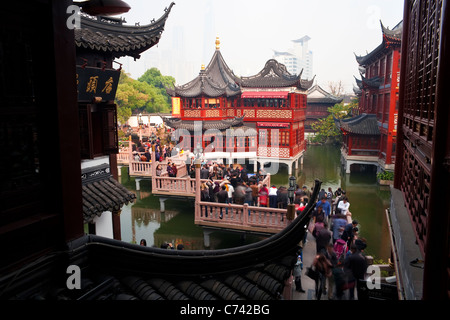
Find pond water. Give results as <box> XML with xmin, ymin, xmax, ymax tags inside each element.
<box><xmin>119</xmin><ymin>144</ymin><xmax>391</xmax><ymax>261</ymax></box>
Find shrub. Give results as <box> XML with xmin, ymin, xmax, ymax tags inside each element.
<box><xmin>377</xmin><ymin>170</ymin><xmax>394</xmax><ymax>181</ymax></box>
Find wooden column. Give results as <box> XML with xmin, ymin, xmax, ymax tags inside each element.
<box><xmin>110</xmin><ymin>152</ymin><xmax>121</xmax><ymax>241</ymax></box>
<box><xmin>394</xmin><ymin>0</ymin><xmax>411</xmax><ymax>188</ymax></box>
<box><xmin>52</xmin><ymin>0</ymin><xmax>84</xmax><ymax>242</ymax></box>
<box><xmin>194</xmin><ymin>159</ymin><xmax>201</xmax><ymax>223</ymax></box>
<box><xmin>423</xmin><ymin>0</ymin><xmax>450</xmax><ymax>300</ymax></box>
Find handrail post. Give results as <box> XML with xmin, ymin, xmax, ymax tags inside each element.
<box><xmin>194</xmin><ymin>159</ymin><xmax>201</xmax><ymax>223</ymax></box>
<box><xmin>243</xmin><ymin>203</ymin><xmax>248</xmax><ymax>226</ymax></box>
<box><xmin>151</xmin><ymin>143</ymin><xmax>156</xmax><ymax>188</ymax></box>
<box><xmin>128</xmin><ymin>135</ymin><xmax>134</xmax><ymax>175</ymax></box>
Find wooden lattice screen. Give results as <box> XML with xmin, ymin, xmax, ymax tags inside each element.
<box><xmin>399</xmin><ymin>0</ymin><xmax>442</xmax><ymax>256</ymax></box>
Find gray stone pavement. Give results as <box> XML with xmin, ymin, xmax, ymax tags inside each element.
<box><xmin>290</xmin><ymin>231</ymin><xmax>328</xmax><ymax>300</ymax></box>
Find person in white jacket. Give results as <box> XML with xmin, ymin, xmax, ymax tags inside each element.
<box><xmin>337</xmin><ymin>196</ymin><xmax>350</xmax><ymax>215</ymax></box>
<box><xmin>269</xmin><ymin>185</ymin><xmax>278</xmax><ymax>208</ymax></box>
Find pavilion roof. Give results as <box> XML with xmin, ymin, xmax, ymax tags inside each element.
<box><xmin>166</xmin><ymin>51</ymin><xmax>314</xmax><ymax>98</ymax></box>
<box><xmin>355</xmin><ymin>20</ymin><xmax>402</xmax><ymax>66</ymax></box>
<box><xmin>334</xmin><ymin>113</ymin><xmax>380</xmax><ymax>135</ymax></box>
<box><xmin>165</xmin><ymin>49</ymin><xmax>242</xmax><ymax>98</ymax></box>
<box><xmin>307</xmin><ymin>84</ymin><xmax>343</xmax><ymax>104</ymax></box>
<box><xmin>354</xmin><ymin>74</ymin><xmax>382</xmax><ymax>89</ymax></box>
<box><xmin>239</xmin><ymin>59</ymin><xmax>314</xmax><ymax>90</ymax></box>
<box><xmin>161</xmin><ymin>115</ymin><xmax>251</xmax><ymax>133</ymax></box>
<box><xmin>75</xmin><ymin>3</ymin><xmax>174</xmax><ymax>60</ymax></box>
<box><xmin>353</xmin><ymin>86</ymin><xmax>362</xmax><ymax>96</ymax></box>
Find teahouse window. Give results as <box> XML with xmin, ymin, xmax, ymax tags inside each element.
<box><xmin>79</xmin><ymin>103</ymin><xmax>118</xmax><ymax>159</ymax></box>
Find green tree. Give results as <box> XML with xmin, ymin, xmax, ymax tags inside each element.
<box><xmin>115</xmin><ymin>69</ymin><xmax>174</xmax><ymax>124</ymax></box>
<box><xmin>138</xmin><ymin>67</ymin><xmax>175</xmax><ymax>106</ymax></box>
<box><xmin>311</xmin><ymin>98</ymin><xmax>357</xmax><ymax>144</ymax></box>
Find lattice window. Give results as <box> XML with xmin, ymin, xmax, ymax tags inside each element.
<box><xmin>399</xmin><ymin>0</ymin><xmax>443</xmax><ymax>257</ymax></box>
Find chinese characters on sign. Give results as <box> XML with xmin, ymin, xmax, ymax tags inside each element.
<box><xmin>172</xmin><ymin>97</ymin><xmax>181</xmax><ymax>117</ymax></box>
<box><xmin>76</xmin><ymin>66</ymin><xmax>120</xmax><ymax>101</ymax></box>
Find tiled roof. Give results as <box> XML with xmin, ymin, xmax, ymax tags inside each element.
<box><xmin>165</xmin><ymin>49</ymin><xmax>241</xmax><ymax>98</ymax></box>
<box><xmin>354</xmin><ymin>74</ymin><xmax>382</xmax><ymax>89</ymax></box>
<box><xmin>355</xmin><ymin>20</ymin><xmax>402</xmax><ymax>66</ymax></box>
<box><xmin>335</xmin><ymin>113</ymin><xmax>380</xmax><ymax>135</ymax></box>
<box><xmin>161</xmin><ymin>116</ymin><xmax>253</xmax><ymax>133</ymax></box>
<box><xmin>307</xmin><ymin>84</ymin><xmax>343</xmax><ymax>104</ymax></box>
<box><xmin>74</xmin><ymin>3</ymin><xmax>174</xmax><ymax>59</ymax></box>
<box><xmin>0</xmin><ymin>180</ymin><xmax>322</xmax><ymax>301</ymax></box>
<box><xmin>165</xmin><ymin>56</ymin><xmax>314</xmax><ymax>98</ymax></box>
<box><xmin>239</xmin><ymin>59</ymin><xmax>314</xmax><ymax>90</ymax></box>
<box><xmin>82</xmin><ymin>164</ymin><xmax>136</xmax><ymax>223</ymax></box>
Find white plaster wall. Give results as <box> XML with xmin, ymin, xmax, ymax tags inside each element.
<box><xmin>93</xmin><ymin>211</ymin><xmax>114</xmax><ymax>239</ymax></box>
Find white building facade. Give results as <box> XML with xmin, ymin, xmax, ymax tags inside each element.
<box><xmin>273</xmin><ymin>35</ymin><xmax>313</xmax><ymax>80</ymax></box>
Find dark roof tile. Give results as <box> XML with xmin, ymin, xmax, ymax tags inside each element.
<box><xmin>335</xmin><ymin>113</ymin><xmax>380</xmax><ymax>135</ymax></box>
<box><xmin>75</xmin><ymin>3</ymin><xmax>174</xmax><ymax>59</ymax></box>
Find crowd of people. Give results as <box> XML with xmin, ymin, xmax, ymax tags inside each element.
<box><xmin>197</xmin><ymin>163</ymin><xmax>268</xmax><ymax>215</ymax></box>
<box><xmin>130</xmin><ymin>136</ymin><xmax>179</xmax><ymax>163</ymax></box>
<box><xmin>294</xmin><ymin>186</ymin><xmax>369</xmax><ymax>300</ymax></box>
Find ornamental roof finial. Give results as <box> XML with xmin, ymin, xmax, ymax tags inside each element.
<box><xmin>215</xmin><ymin>36</ymin><xmax>220</xmax><ymax>50</ymax></box>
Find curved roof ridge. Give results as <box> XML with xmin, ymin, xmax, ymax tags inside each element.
<box><xmin>75</xmin><ymin>3</ymin><xmax>174</xmax><ymax>59</ymax></box>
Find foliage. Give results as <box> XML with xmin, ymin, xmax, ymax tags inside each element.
<box><xmin>115</xmin><ymin>69</ymin><xmax>175</xmax><ymax>124</ymax></box>
<box><xmin>311</xmin><ymin>97</ymin><xmax>358</xmax><ymax>144</ymax></box>
<box><xmin>377</xmin><ymin>170</ymin><xmax>394</xmax><ymax>181</ymax></box>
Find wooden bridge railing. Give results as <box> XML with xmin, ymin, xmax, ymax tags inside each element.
<box><xmin>152</xmin><ymin>176</ymin><xmax>196</xmax><ymax>195</ymax></box>
<box><xmin>195</xmin><ymin>202</ymin><xmax>288</xmax><ymax>233</ymax></box>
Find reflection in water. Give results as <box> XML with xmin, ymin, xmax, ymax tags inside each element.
<box><xmin>119</xmin><ymin>145</ymin><xmax>391</xmax><ymax>261</ymax></box>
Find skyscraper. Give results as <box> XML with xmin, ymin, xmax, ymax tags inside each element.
<box><xmin>273</xmin><ymin>36</ymin><xmax>313</xmax><ymax>79</ymax></box>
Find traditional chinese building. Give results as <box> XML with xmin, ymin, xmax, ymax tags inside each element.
<box><xmin>389</xmin><ymin>0</ymin><xmax>450</xmax><ymax>300</ymax></box>
<box><xmin>0</xmin><ymin>0</ymin><xmax>321</xmax><ymax>303</ymax></box>
<box><xmin>335</xmin><ymin>113</ymin><xmax>381</xmax><ymax>173</ymax></box>
<box><xmin>73</xmin><ymin>3</ymin><xmax>174</xmax><ymax>238</ymax></box>
<box><xmin>343</xmin><ymin>20</ymin><xmax>402</xmax><ymax>174</ymax></box>
<box><xmin>305</xmin><ymin>84</ymin><xmax>343</xmax><ymax>136</ymax></box>
<box><xmin>165</xmin><ymin>39</ymin><xmax>313</xmax><ymax>174</ymax></box>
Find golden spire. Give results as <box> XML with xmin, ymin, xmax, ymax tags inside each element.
<box><xmin>201</xmin><ymin>64</ymin><xmax>205</xmax><ymax>71</ymax></box>
<box><xmin>215</xmin><ymin>36</ymin><xmax>220</xmax><ymax>50</ymax></box>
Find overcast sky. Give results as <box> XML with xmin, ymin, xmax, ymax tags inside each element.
<box><xmin>116</xmin><ymin>0</ymin><xmax>404</xmax><ymax>94</ymax></box>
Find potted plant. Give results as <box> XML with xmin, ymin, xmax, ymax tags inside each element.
<box><xmin>377</xmin><ymin>170</ymin><xmax>394</xmax><ymax>185</ymax></box>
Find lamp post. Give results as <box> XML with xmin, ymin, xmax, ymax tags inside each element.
<box><xmin>288</xmin><ymin>176</ymin><xmax>296</xmax><ymax>203</ymax></box>
<box><xmin>287</xmin><ymin>176</ymin><xmax>297</xmax><ymax>221</ymax></box>
<box><xmin>150</xmin><ymin>132</ymin><xmax>156</xmax><ymax>152</ymax></box>
<box><xmin>138</xmin><ymin>113</ymin><xmax>144</xmax><ymax>143</ymax></box>
<box><xmin>194</xmin><ymin>142</ymin><xmax>203</xmax><ymax>162</ymax></box>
